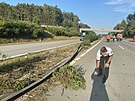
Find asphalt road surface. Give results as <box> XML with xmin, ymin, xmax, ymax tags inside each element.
<box><xmin>0</xmin><ymin>39</ymin><xmax>80</xmax><ymax>58</ymax></box>
<box><xmin>47</xmin><ymin>38</ymin><xmax>135</xmax><ymax>101</ymax></box>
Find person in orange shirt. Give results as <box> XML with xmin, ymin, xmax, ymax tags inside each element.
<box><xmin>106</xmin><ymin>35</ymin><xmax>110</xmax><ymax>42</ymax></box>
<box><xmin>134</xmin><ymin>35</ymin><xmax>135</xmax><ymax>42</ymax></box>
<box><xmin>119</xmin><ymin>34</ymin><xmax>123</xmax><ymax>41</ymax></box>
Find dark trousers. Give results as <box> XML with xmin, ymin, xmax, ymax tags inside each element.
<box><xmin>97</xmin><ymin>56</ymin><xmax>110</xmax><ymax>80</ymax></box>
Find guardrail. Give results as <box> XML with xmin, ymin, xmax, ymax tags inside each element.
<box><xmin>1</xmin><ymin>44</ymin><xmax>82</xmax><ymax>101</ymax></box>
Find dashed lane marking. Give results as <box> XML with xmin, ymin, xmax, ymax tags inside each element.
<box><xmin>123</xmin><ymin>40</ymin><xmax>135</xmax><ymax>45</ymax></box>
<box><xmin>119</xmin><ymin>45</ymin><xmax>124</xmax><ymax>50</ymax></box>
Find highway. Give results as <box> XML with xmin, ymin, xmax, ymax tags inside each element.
<box><xmin>0</xmin><ymin>39</ymin><xmax>80</xmax><ymax>58</ymax></box>
<box><xmin>47</xmin><ymin>38</ymin><xmax>135</xmax><ymax>101</ymax></box>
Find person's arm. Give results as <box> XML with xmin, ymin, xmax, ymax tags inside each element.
<box><xmin>107</xmin><ymin>55</ymin><xmax>113</xmax><ymax>64</ymax></box>
<box><xmin>96</xmin><ymin>50</ymin><xmax>101</xmax><ymax>68</ymax></box>
<box><xmin>96</xmin><ymin>60</ymin><xmax>100</xmax><ymax>68</ymax></box>
<box><xmin>105</xmin><ymin>55</ymin><xmax>113</xmax><ymax>68</ymax></box>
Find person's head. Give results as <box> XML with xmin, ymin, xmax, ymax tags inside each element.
<box><xmin>100</xmin><ymin>47</ymin><xmax>107</xmax><ymax>56</ymax></box>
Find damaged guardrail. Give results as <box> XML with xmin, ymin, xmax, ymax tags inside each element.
<box><xmin>1</xmin><ymin>44</ymin><xmax>82</xmax><ymax>101</ymax></box>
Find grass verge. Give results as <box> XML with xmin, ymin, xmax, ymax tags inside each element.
<box><xmin>0</xmin><ymin>36</ymin><xmax>79</xmax><ymax>45</ymax></box>
<box><xmin>0</xmin><ymin>44</ymin><xmax>78</xmax><ymax>95</ymax></box>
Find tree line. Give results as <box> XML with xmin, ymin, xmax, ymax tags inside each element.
<box><xmin>0</xmin><ymin>2</ymin><xmax>91</xmax><ymax>39</ymax></box>
<box><xmin>113</xmin><ymin>12</ymin><xmax>135</xmax><ymax>38</ymax></box>
<box><xmin>0</xmin><ymin>2</ymin><xmax>80</xmax><ymax>28</ymax></box>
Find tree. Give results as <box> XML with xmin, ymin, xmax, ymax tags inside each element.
<box><xmin>32</xmin><ymin>16</ymin><xmax>40</xmax><ymax>25</ymax></box>
<box><xmin>79</xmin><ymin>22</ymin><xmax>90</xmax><ymax>28</ymax></box>
<box><xmin>0</xmin><ymin>2</ymin><xmax>11</xmax><ymax>20</ymax></box>
<box><xmin>124</xmin><ymin>20</ymin><xmax>135</xmax><ymax>37</ymax></box>
<box><xmin>127</xmin><ymin>13</ymin><xmax>135</xmax><ymax>22</ymax></box>
<box><xmin>114</xmin><ymin>19</ymin><xmax>126</xmax><ymax>30</ymax></box>
<box><xmin>15</xmin><ymin>3</ymin><xmax>29</xmax><ymax>21</ymax></box>
<box><xmin>0</xmin><ymin>2</ymin><xmax>81</xmax><ymax>28</ymax></box>
<box><xmin>62</xmin><ymin>12</ymin><xmax>74</xmax><ymax>27</ymax></box>
<box><xmin>114</xmin><ymin>12</ymin><xmax>135</xmax><ymax>38</ymax></box>
<box><xmin>74</xmin><ymin>16</ymin><xmax>79</xmax><ymax>32</ymax></box>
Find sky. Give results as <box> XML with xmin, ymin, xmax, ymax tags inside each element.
<box><xmin>0</xmin><ymin>0</ymin><xmax>135</xmax><ymax>29</ymax></box>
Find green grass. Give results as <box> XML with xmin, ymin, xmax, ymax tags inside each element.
<box><xmin>51</xmin><ymin>65</ymin><xmax>86</xmax><ymax>90</ymax></box>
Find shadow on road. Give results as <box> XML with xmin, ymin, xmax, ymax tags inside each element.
<box><xmin>90</xmin><ymin>72</ymin><xmax>109</xmax><ymax>101</ymax></box>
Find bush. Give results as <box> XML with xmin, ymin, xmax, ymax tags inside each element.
<box><xmin>82</xmin><ymin>32</ymin><xmax>98</xmax><ymax>48</ymax></box>
<box><xmin>46</xmin><ymin>27</ymin><xmax>81</xmax><ymax>37</ymax></box>
<box><xmin>52</xmin><ymin>65</ymin><xmax>86</xmax><ymax>90</ymax></box>
<box><xmin>32</xmin><ymin>28</ymin><xmax>43</xmax><ymax>38</ymax></box>
<box><xmin>0</xmin><ymin>78</ymin><xmax>28</xmax><ymax>92</ymax></box>
<box><xmin>82</xmin><ymin>39</ymin><xmax>91</xmax><ymax>46</ymax></box>
<box><xmin>0</xmin><ymin>20</ymin><xmax>43</xmax><ymax>39</ymax></box>
<box><xmin>66</xmin><ymin>27</ymin><xmax>81</xmax><ymax>37</ymax></box>
<box><xmin>0</xmin><ymin>20</ymin><xmax>81</xmax><ymax>40</ymax></box>
<box><xmin>46</xmin><ymin>27</ymin><xmax>66</xmax><ymax>36</ymax></box>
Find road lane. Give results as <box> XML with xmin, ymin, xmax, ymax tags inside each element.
<box><xmin>118</xmin><ymin>41</ymin><xmax>135</xmax><ymax>55</ymax></box>
<box><xmin>47</xmin><ymin>38</ymin><xmax>135</xmax><ymax>101</ymax></box>
<box><xmin>78</xmin><ymin>39</ymin><xmax>135</xmax><ymax>101</ymax></box>
<box><xmin>0</xmin><ymin>39</ymin><xmax>80</xmax><ymax>58</ymax></box>
<box><xmin>89</xmin><ymin>40</ymin><xmax>135</xmax><ymax>101</ymax></box>
<box><xmin>106</xmin><ymin>41</ymin><xmax>135</xmax><ymax>101</ymax></box>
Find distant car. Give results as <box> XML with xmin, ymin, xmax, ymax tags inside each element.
<box><xmin>80</xmin><ymin>36</ymin><xmax>84</xmax><ymax>41</ymax></box>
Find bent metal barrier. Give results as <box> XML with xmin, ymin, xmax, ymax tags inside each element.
<box><xmin>1</xmin><ymin>44</ymin><xmax>82</xmax><ymax>101</ymax></box>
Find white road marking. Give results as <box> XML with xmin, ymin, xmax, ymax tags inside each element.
<box><xmin>123</xmin><ymin>40</ymin><xmax>135</xmax><ymax>45</ymax></box>
<box><xmin>74</xmin><ymin>58</ymin><xmax>81</xmax><ymax>61</ymax></box>
<box><xmin>1</xmin><ymin>42</ymin><xmax>80</xmax><ymax>60</ymax></box>
<box><xmin>70</xmin><ymin>61</ymin><xmax>77</xmax><ymax>66</ymax></box>
<box><xmin>79</xmin><ymin>53</ymin><xmax>86</xmax><ymax>57</ymax></box>
<box><xmin>119</xmin><ymin>45</ymin><xmax>124</xmax><ymax>50</ymax></box>
<box><xmin>70</xmin><ymin>38</ymin><xmax>103</xmax><ymax>65</ymax></box>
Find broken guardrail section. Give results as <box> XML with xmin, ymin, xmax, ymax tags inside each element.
<box><xmin>1</xmin><ymin>44</ymin><xmax>82</xmax><ymax>101</ymax></box>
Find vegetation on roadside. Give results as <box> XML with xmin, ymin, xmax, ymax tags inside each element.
<box><xmin>51</xmin><ymin>65</ymin><xmax>86</xmax><ymax>90</ymax></box>
<box><xmin>0</xmin><ymin>20</ymin><xmax>44</xmax><ymax>39</ymax></box>
<box><xmin>0</xmin><ymin>2</ymin><xmax>85</xmax><ymax>44</ymax></box>
<box><xmin>16</xmin><ymin>65</ymin><xmax>86</xmax><ymax>101</ymax></box>
<box><xmin>0</xmin><ymin>79</ymin><xmax>28</xmax><ymax>93</ymax></box>
<box><xmin>112</xmin><ymin>12</ymin><xmax>135</xmax><ymax>38</ymax></box>
<box><xmin>46</xmin><ymin>27</ymin><xmax>81</xmax><ymax>37</ymax></box>
<box><xmin>0</xmin><ymin>19</ymin><xmax>80</xmax><ymax>44</ymax></box>
<box><xmin>82</xmin><ymin>32</ymin><xmax>99</xmax><ymax>48</ymax></box>
<box><xmin>0</xmin><ymin>2</ymin><xmax>76</xmax><ymax>27</ymax></box>
<box><xmin>0</xmin><ymin>44</ymin><xmax>78</xmax><ymax>95</ymax></box>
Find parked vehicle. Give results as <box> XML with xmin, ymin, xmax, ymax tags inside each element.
<box><xmin>80</xmin><ymin>35</ymin><xmax>84</xmax><ymax>41</ymax></box>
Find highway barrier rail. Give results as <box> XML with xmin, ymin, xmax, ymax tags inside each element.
<box><xmin>1</xmin><ymin>44</ymin><xmax>82</xmax><ymax>101</ymax></box>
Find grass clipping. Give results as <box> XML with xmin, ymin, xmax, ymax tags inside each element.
<box><xmin>51</xmin><ymin>65</ymin><xmax>86</xmax><ymax>90</ymax></box>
